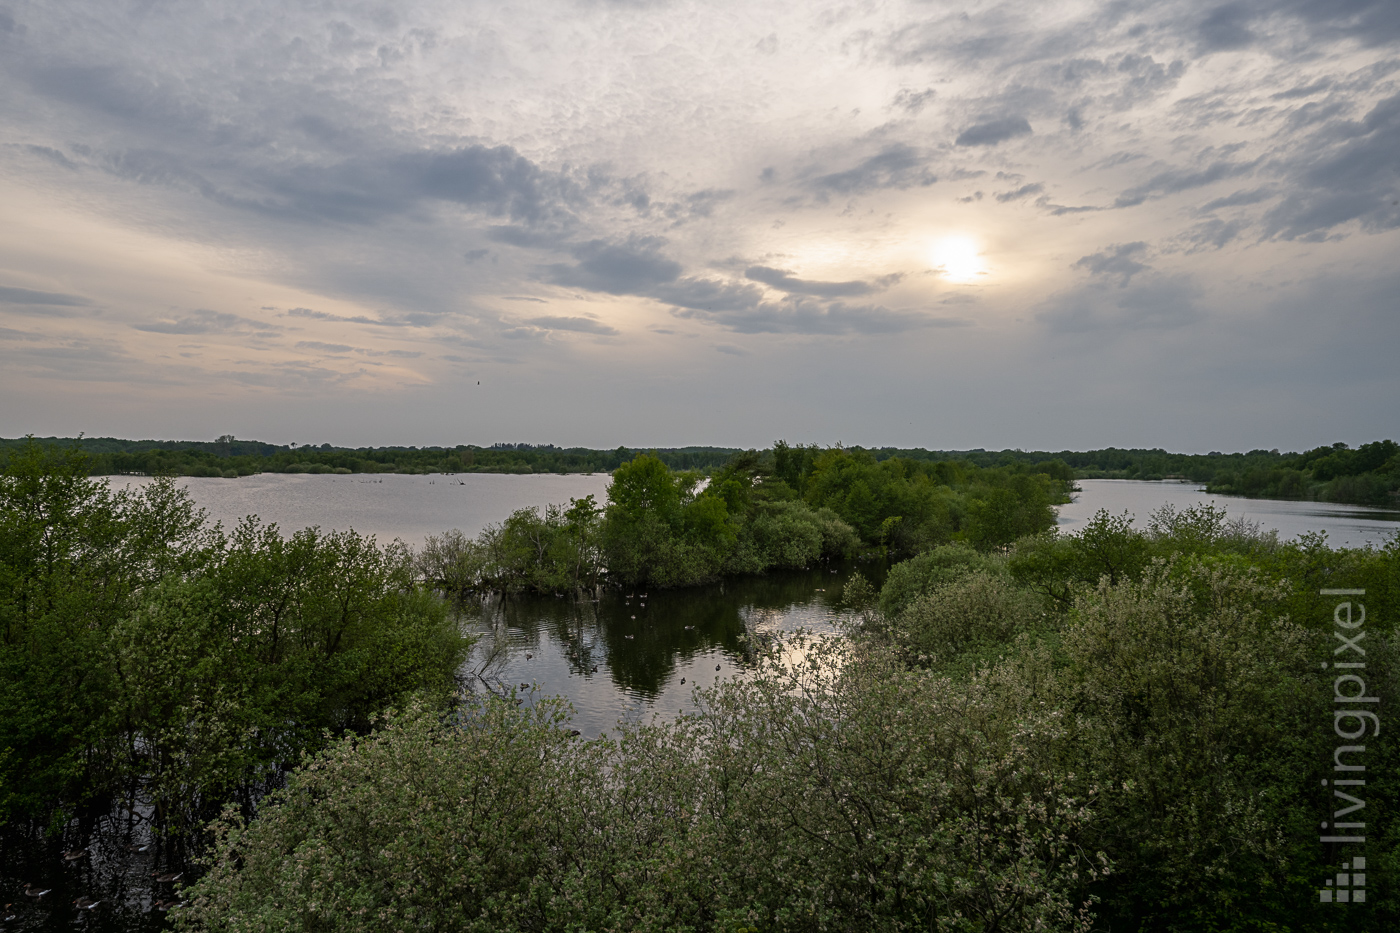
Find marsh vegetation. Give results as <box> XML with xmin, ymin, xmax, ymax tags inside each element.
<box><xmin>2</xmin><ymin>440</ymin><xmax>1396</xmax><ymax>931</ymax></box>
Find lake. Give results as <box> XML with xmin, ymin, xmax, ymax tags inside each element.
<box><xmin>117</xmin><ymin>472</ymin><xmax>1400</xmax><ymax>550</ymax></box>
<box><xmin>1058</xmin><ymin>478</ymin><xmax>1400</xmax><ymax>549</ymax></box>
<box><xmin>9</xmin><ymin>473</ymin><xmax>1398</xmax><ymax>930</ymax></box>
<box><xmin>128</xmin><ymin>471</ymin><xmax>1400</xmax><ymax>734</ymax></box>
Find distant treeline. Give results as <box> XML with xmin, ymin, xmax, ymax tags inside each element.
<box><xmin>2</xmin><ymin>436</ymin><xmax>1396</xmax><ymax>506</ymax></box>
<box><xmin>0</xmin><ymin>436</ymin><xmax>742</xmax><ymax>477</ymax></box>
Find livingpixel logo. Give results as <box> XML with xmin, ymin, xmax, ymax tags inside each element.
<box><xmin>1320</xmin><ymin>588</ymin><xmax>1374</xmax><ymax>905</ymax></box>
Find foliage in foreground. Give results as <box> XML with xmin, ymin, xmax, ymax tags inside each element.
<box><xmin>860</xmin><ymin>507</ymin><xmax>1400</xmax><ymax>931</ymax></box>
<box><xmin>180</xmin><ymin>642</ymin><xmax>1103</xmax><ymax>933</ymax></box>
<box><xmin>0</xmin><ymin>442</ymin><xmax>471</xmax><ymax>836</ymax></box>
<box><xmin>187</xmin><ymin>506</ymin><xmax>1400</xmax><ymax>932</ymax></box>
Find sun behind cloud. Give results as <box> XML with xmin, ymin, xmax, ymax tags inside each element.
<box><xmin>930</xmin><ymin>235</ymin><xmax>987</xmax><ymax>284</ymax></box>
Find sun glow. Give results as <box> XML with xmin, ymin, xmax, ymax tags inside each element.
<box><xmin>930</xmin><ymin>235</ymin><xmax>987</xmax><ymax>283</ymax></box>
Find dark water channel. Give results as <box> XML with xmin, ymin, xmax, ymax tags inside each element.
<box><xmin>461</xmin><ymin>559</ymin><xmax>881</xmax><ymax>739</ymax></box>
<box><xmin>0</xmin><ymin>559</ymin><xmax>881</xmax><ymax>932</ymax></box>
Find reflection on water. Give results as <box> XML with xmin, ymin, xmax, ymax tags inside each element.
<box><xmin>459</xmin><ymin>560</ymin><xmax>883</xmax><ymax>737</ymax></box>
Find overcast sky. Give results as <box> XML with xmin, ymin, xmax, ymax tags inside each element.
<box><xmin>1</xmin><ymin>0</ymin><xmax>1397</xmax><ymax>452</ymax></box>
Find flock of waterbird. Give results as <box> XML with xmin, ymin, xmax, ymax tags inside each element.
<box><xmin>8</xmin><ymin>841</ymin><xmax>186</xmax><ymax>923</ymax></box>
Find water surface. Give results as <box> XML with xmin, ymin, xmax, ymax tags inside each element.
<box><xmin>109</xmin><ymin>471</ymin><xmax>612</xmax><ymax>545</ymax></box>
<box><xmin>1058</xmin><ymin>478</ymin><xmax>1400</xmax><ymax>548</ymax></box>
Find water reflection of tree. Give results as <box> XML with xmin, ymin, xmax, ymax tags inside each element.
<box><xmin>458</xmin><ymin>595</ymin><xmax>513</xmax><ymax>696</ymax></box>
<box><xmin>459</xmin><ymin>560</ymin><xmax>886</xmax><ymax>698</ymax></box>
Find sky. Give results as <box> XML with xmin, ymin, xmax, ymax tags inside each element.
<box><xmin>1</xmin><ymin>0</ymin><xmax>1397</xmax><ymax>453</ymax></box>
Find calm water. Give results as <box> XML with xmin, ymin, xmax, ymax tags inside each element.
<box><xmin>10</xmin><ymin>474</ymin><xmax>1398</xmax><ymax>930</ymax></box>
<box><xmin>461</xmin><ymin>562</ymin><xmax>876</xmax><ymax>740</ymax></box>
<box><xmin>1058</xmin><ymin>478</ymin><xmax>1400</xmax><ymax>548</ymax></box>
<box><xmin>107</xmin><ymin>471</ymin><xmax>614</xmax><ymax>546</ymax></box>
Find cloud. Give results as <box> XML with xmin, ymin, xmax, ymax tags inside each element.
<box><xmin>521</xmin><ymin>315</ymin><xmax>620</xmax><ymax>336</ymax></box>
<box><xmin>546</xmin><ymin>238</ymin><xmax>683</xmax><ymax>294</ymax></box>
<box><xmin>1199</xmin><ymin>187</ymin><xmax>1275</xmax><ymax>211</ymax></box>
<box><xmin>955</xmin><ymin>117</ymin><xmax>1032</xmax><ymax>147</ymax></box>
<box><xmin>294</xmin><ymin>341</ymin><xmax>353</xmax><ymax>353</ymax></box>
<box><xmin>17</xmin><ymin>144</ymin><xmax>79</xmax><ymax>169</ymax></box>
<box><xmin>805</xmin><ymin>143</ymin><xmax>937</xmax><ymax>194</ymax></box>
<box><xmin>651</xmin><ymin>277</ymin><xmax>768</xmax><ymax>314</ymax></box>
<box><xmin>995</xmin><ymin>183</ymin><xmax>1045</xmax><ymax>203</ymax></box>
<box><xmin>1262</xmin><ymin>91</ymin><xmax>1400</xmax><ymax>238</ymax></box>
<box><xmin>1197</xmin><ymin>4</ymin><xmax>1257</xmax><ymax>51</ymax></box>
<box><xmin>1114</xmin><ymin>159</ymin><xmax>1253</xmax><ymax>208</ymax></box>
<box><xmin>1073</xmin><ymin>242</ymin><xmax>1150</xmax><ymax>286</ymax></box>
<box><xmin>286</xmin><ymin>307</ymin><xmax>416</xmax><ymax>328</ymax></box>
<box><xmin>1273</xmin><ymin>79</ymin><xmax>1333</xmax><ymax>100</ymax></box>
<box><xmin>673</xmin><ymin>298</ymin><xmax>963</xmax><ymax>336</ymax></box>
<box><xmin>1038</xmin><ymin>273</ymin><xmax>1204</xmax><ymax>334</ymax></box>
<box><xmin>133</xmin><ymin>309</ymin><xmax>281</xmax><ymax>335</ymax></box>
<box><xmin>892</xmin><ymin>88</ymin><xmax>936</xmax><ymax>113</ymax></box>
<box><xmin>744</xmin><ymin>266</ymin><xmax>901</xmax><ymax>298</ymax></box>
<box><xmin>1178</xmin><ymin>218</ymin><xmax>1248</xmax><ymax>251</ymax></box>
<box><xmin>0</xmin><ymin>285</ymin><xmax>90</xmax><ymax>306</ymax></box>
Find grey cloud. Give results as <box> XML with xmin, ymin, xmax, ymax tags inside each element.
<box><xmin>253</xmin><ymin>144</ymin><xmax>583</xmax><ymax>227</ymax></box>
<box><xmin>1197</xmin><ymin>4</ymin><xmax>1256</xmax><ymax>51</ymax></box>
<box><xmin>955</xmin><ymin>117</ymin><xmax>1032</xmax><ymax>147</ymax></box>
<box><xmin>1179</xmin><ymin>218</ymin><xmax>1247</xmax><ymax>251</ymax></box>
<box><xmin>651</xmin><ymin>277</ymin><xmax>768</xmax><ymax>314</ymax></box>
<box><xmin>1262</xmin><ymin>91</ymin><xmax>1400</xmax><ymax>238</ymax></box>
<box><xmin>744</xmin><ymin>266</ymin><xmax>901</xmax><ymax>298</ymax></box>
<box><xmin>133</xmin><ymin>309</ymin><xmax>281</xmax><ymax>335</ymax></box>
<box><xmin>295</xmin><ymin>341</ymin><xmax>353</xmax><ymax>353</ymax></box>
<box><xmin>806</xmin><ymin>144</ymin><xmax>937</xmax><ymax>194</ymax></box>
<box><xmin>673</xmin><ymin>298</ymin><xmax>962</xmax><ymax>336</ymax></box>
<box><xmin>1278</xmin><ymin>0</ymin><xmax>1400</xmax><ymax>45</ymax></box>
<box><xmin>892</xmin><ymin>88</ymin><xmax>937</xmax><ymax>113</ymax></box>
<box><xmin>1200</xmin><ymin>187</ymin><xmax>1275</xmax><ymax>211</ymax></box>
<box><xmin>1184</xmin><ymin>0</ymin><xmax>1400</xmax><ymax>52</ymax></box>
<box><xmin>546</xmin><ymin>238</ymin><xmax>682</xmax><ymax>295</ymax></box>
<box><xmin>1114</xmin><ymin>159</ymin><xmax>1253</xmax><ymax>208</ymax></box>
<box><xmin>1035</xmin><ymin>196</ymin><xmax>1101</xmax><ymax>215</ymax></box>
<box><xmin>17</xmin><ymin>144</ymin><xmax>78</xmax><ymax>169</ymax></box>
<box><xmin>486</xmin><ymin>225</ymin><xmax>574</xmax><ymax>249</ymax></box>
<box><xmin>286</xmin><ymin>307</ymin><xmax>416</xmax><ymax>328</ymax></box>
<box><xmin>1074</xmin><ymin>242</ymin><xmax>1150</xmax><ymax>286</ymax></box>
<box><xmin>1116</xmin><ymin>54</ymin><xmax>1185</xmax><ymax>94</ymax></box>
<box><xmin>667</xmin><ymin>188</ymin><xmax>734</xmax><ymax>222</ymax></box>
<box><xmin>1038</xmin><ymin>274</ymin><xmax>1204</xmax><ymax>335</ymax></box>
<box><xmin>995</xmin><ymin>183</ymin><xmax>1045</xmax><ymax>202</ymax></box>
<box><xmin>501</xmin><ymin>296</ymin><xmax>548</xmax><ymax>303</ymax></box>
<box><xmin>357</xmin><ymin>348</ymin><xmax>423</xmax><ymax>358</ymax></box>
<box><xmin>0</xmin><ymin>285</ymin><xmax>90</xmax><ymax>306</ymax></box>
<box><xmin>522</xmin><ymin>316</ymin><xmax>620</xmax><ymax>336</ymax></box>
<box><xmin>408</xmin><ymin>146</ymin><xmax>571</xmax><ymax>222</ymax></box>
<box><xmin>1273</xmin><ymin>79</ymin><xmax>1333</xmax><ymax>99</ymax></box>
<box><xmin>714</xmin><ymin>344</ymin><xmax>749</xmax><ymax>356</ymax></box>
